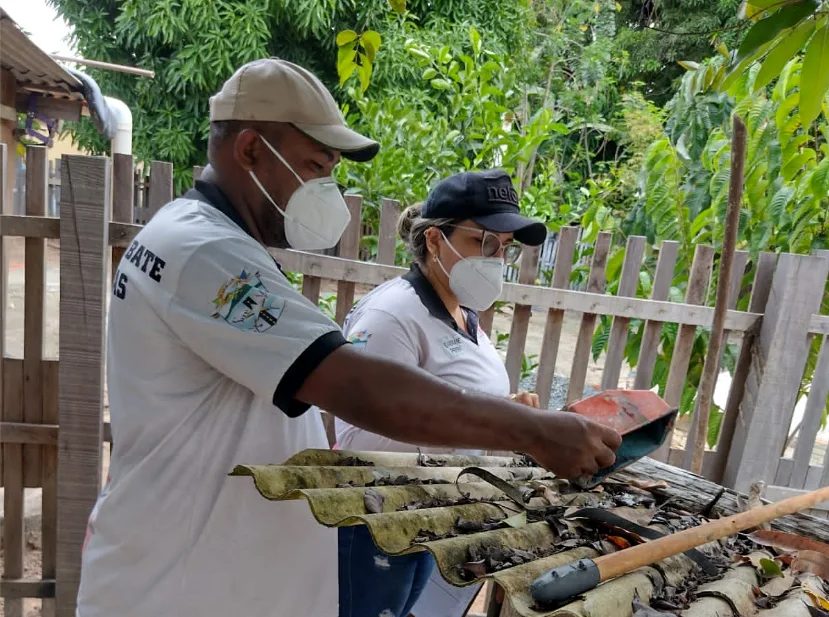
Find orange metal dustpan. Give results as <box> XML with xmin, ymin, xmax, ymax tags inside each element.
<box><xmin>566</xmin><ymin>390</ymin><xmax>677</xmax><ymax>488</ymax></box>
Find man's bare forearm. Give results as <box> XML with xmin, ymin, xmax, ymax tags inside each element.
<box><xmin>298</xmin><ymin>346</ymin><xmax>543</xmax><ymax>453</ymax></box>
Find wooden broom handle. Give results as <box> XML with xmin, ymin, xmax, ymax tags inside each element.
<box><xmin>596</xmin><ymin>484</ymin><xmax>829</xmax><ymax>581</ymax></box>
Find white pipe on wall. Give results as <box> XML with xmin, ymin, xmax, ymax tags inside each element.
<box><xmin>104</xmin><ymin>96</ymin><xmax>133</xmax><ymax>155</ymax></box>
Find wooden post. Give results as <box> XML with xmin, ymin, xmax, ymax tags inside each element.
<box><xmin>504</xmin><ymin>246</ymin><xmax>541</xmax><ymax>391</ymax></box>
<box><xmin>3</xmin><ymin>360</ymin><xmax>25</xmax><ymax>617</ymax></box>
<box><xmin>600</xmin><ymin>236</ymin><xmax>646</xmax><ymax>391</ymax></box>
<box><xmin>301</xmin><ymin>271</ymin><xmax>323</xmax><ymax>304</ymax></box>
<box><xmin>145</xmin><ymin>160</ymin><xmax>173</xmax><ymax>221</ymax></box>
<box><xmin>23</xmin><ymin>146</ymin><xmax>47</xmax><ymax>489</ymax></box>
<box><xmin>334</xmin><ymin>195</ymin><xmax>363</xmax><ymax>325</ymax></box>
<box><xmin>133</xmin><ymin>166</ymin><xmax>143</xmax><ymax>224</ymax></box>
<box><xmin>790</xmin><ymin>332</ymin><xmax>829</xmax><ymax>488</ymax></box>
<box><xmin>633</xmin><ymin>241</ymin><xmax>679</xmax><ymax>390</ymax></box>
<box><xmin>318</xmin><ymin>196</ymin><xmax>362</xmax><ymax>446</ymax></box>
<box><xmin>1</xmin><ymin>142</ymin><xmax>24</xmax><ymax>617</ymax></box>
<box><xmin>193</xmin><ymin>165</ymin><xmax>205</xmax><ymax>184</ymax></box>
<box><xmin>651</xmin><ymin>244</ymin><xmax>714</xmax><ymax>462</ymax></box>
<box><xmin>681</xmin><ymin>250</ymin><xmax>749</xmax><ymax>472</ymax></box>
<box><xmin>42</xmin><ymin>360</ymin><xmax>59</xmax><ymax>617</ymax></box>
<box><xmin>56</xmin><ymin>155</ymin><xmax>110</xmax><ymax>617</ymax></box>
<box><xmin>566</xmin><ymin>232</ymin><xmax>612</xmax><ymax>404</ymax></box>
<box><xmin>376</xmin><ymin>198</ymin><xmax>400</xmax><ymax>266</ymax></box>
<box><xmin>723</xmin><ymin>252</ymin><xmax>829</xmax><ymax>493</ymax></box>
<box><xmin>709</xmin><ymin>252</ymin><xmax>776</xmax><ymax>484</ymax></box>
<box><xmin>688</xmin><ymin>115</ymin><xmax>747</xmax><ymax>475</ymax></box>
<box><xmin>111</xmin><ymin>154</ymin><xmax>134</xmax><ymax>273</ymax></box>
<box><xmin>478</xmin><ymin>307</ymin><xmax>495</xmax><ymax>337</ymax></box>
<box><xmin>0</xmin><ymin>143</ymin><xmax>5</xmax><ymax>492</ymax></box>
<box><xmin>535</xmin><ymin>226</ymin><xmax>579</xmax><ymax>408</ymax></box>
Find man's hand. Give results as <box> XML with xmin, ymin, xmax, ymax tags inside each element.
<box><xmin>511</xmin><ymin>391</ymin><xmax>540</xmax><ymax>408</ymax></box>
<box><xmin>525</xmin><ymin>412</ymin><xmax>621</xmax><ymax>479</ymax></box>
<box><xmin>298</xmin><ymin>346</ymin><xmax>621</xmax><ymax>480</ymax></box>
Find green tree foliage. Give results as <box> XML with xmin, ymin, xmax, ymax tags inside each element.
<box><xmin>332</xmin><ymin>0</ymin><xmax>654</xmax><ymax>262</ymax></box>
<box><xmin>592</xmin><ymin>55</ymin><xmax>829</xmax><ymax>444</ymax></box>
<box><xmin>614</xmin><ymin>0</ymin><xmax>742</xmax><ymax>104</ymax></box>
<box><xmin>719</xmin><ymin>0</ymin><xmax>829</xmax><ymax>128</ymax></box>
<box><xmin>50</xmin><ymin>0</ymin><xmax>536</xmax><ymax>193</ymax></box>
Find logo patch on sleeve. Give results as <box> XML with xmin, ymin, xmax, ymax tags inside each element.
<box><xmin>212</xmin><ymin>270</ymin><xmax>286</xmax><ymax>333</ymax></box>
<box><xmin>347</xmin><ymin>330</ymin><xmax>371</xmax><ymax>350</ymax></box>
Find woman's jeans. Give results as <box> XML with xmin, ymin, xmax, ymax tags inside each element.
<box><xmin>338</xmin><ymin>525</ymin><xmax>435</xmax><ymax>617</ymax></box>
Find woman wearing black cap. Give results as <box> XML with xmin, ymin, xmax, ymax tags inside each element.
<box><xmin>333</xmin><ymin>169</ymin><xmax>547</xmax><ymax>617</ymax></box>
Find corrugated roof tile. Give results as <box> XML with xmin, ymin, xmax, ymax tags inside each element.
<box><xmin>1</xmin><ymin>7</ymin><xmax>82</xmax><ymax>99</ymax></box>
<box><xmin>233</xmin><ymin>450</ymin><xmax>829</xmax><ymax>616</ymax></box>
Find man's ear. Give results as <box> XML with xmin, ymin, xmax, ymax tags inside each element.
<box><xmin>233</xmin><ymin>129</ymin><xmax>262</xmax><ymax>172</ymax></box>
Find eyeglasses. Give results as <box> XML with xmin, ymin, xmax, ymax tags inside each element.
<box><xmin>446</xmin><ymin>225</ymin><xmax>523</xmax><ymax>264</ymax></box>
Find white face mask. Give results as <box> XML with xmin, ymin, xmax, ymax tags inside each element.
<box><xmin>248</xmin><ymin>135</ymin><xmax>351</xmax><ymax>251</ymax></box>
<box><xmin>435</xmin><ymin>231</ymin><xmax>504</xmax><ymax>311</ymax></box>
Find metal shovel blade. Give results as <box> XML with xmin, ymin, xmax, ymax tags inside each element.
<box><xmin>566</xmin><ymin>390</ymin><xmax>678</xmax><ymax>489</ymax></box>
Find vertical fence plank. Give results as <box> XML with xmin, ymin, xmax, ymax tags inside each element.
<box><xmin>3</xmin><ymin>359</ymin><xmax>25</xmax><ymax>617</ymax></box>
<box><xmin>57</xmin><ymin>155</ymin><xmax>110</xmax><ymax>617</ymax></box>
<box><xmin>710</xmin><ymin>251</ymin><xmax>777</xmax><ymax>484</ymax></box>
<box><xmin>53</xmin><ymin>159</ymin><xmax>62</xmax><ymax>218</ymax></box>
<box><xmin>504</xmin><ymin>247</ymin><xmax>541</xmax><ymax>391</ymax></box>
<box><xmin>111</xmin><ymin>154</ymin><xmax>134</xmax><ymax>273</ymax></box>
<box><xmin>633</xmin><ymin>241</ymin><xmax>679</xmax><ymax>390</ymax></box>
<box><xmin>48</xmin><ymin>159</ymin><xmax>56</xmax><ymax>216</ymax></box>
<box><xmin>377</xmin><ymin>198</ymin><xmax>400</xmax><ymax>266</ymax></box>
<box><xmin>819</xmin><ymin>377</ymin><xmax>829</xmax><ymax>487</ymax></box>
<box><xmin>727</xmin><ymin>252</ymin><xmax>750</xmax><ymax>311</ymax></box>
<box><xmin>723</xmin><ymin>252</ymin><xmax>829</xmax><ymax>492</ymax></box>
<box><xmin>146</xmin><ymin>160</ymin><xmax>173</xmax><ymax>221</ymax></box>
<box><xmin>791</xmin><ymin>335</ymin><xmax>829</xmax><ymax>488</ymax></box>
<box><xmin>321</xmin><ymin>196</ymin><xmax>364</xmax><ymax>446</ymax></box>
<box><xmin>681</xmin><ymin>250</ymin><xmax>749</xmax><ymax>470</ymax></box>
<box><xmin>22</xmin><ymin>146</ymin><xmax>47</xmax><ymax>489</ymax></box>
<box><xmin>0</xmin><ymin>143</ymin><xmax>5</xmax><ymax>486</ymax></box>
<box><xmin>334</xmin><ymin>196</ymin><xmax>363</xmax><ymax>326</ymax></box>
<box><xmin>193</xmin><ymin>165</ymin><xmax>204</xmax><ymax>184</ymax></box>
<box><xmin>42</xmin><ymin>359</ymin><xmax>59</xmax><ymax>617</ymax></box>
<box><xmin>566</xmin><ymin>232</ymin><xmax>612</xmax><ymax>404</ymax></box>
<box><xmin>535</xmin><ymin>226</ymin><xmax>579</xmax><ymax>409</ymax></box>
<box><xmin>132</xmin><ymin>167</ymin><xmax>143</xmax><ymax>224</ymax></box>
<box><xmin>479</xmin><ymin>307</ymin><xmax>495</xmax><ymax>337</ymax></box>
<box><xmin>600</xmin><ymin>236</ymin><xmax>646</xmax><ymax>391</ymax></box>
<box><xmin>651</xmin><ymin>244</ymin><xmax>714</xmax><ymax>462</ymax></box>
<box><xmin>301</xmin><ymin>275</ymin><xmax>322</xmax><ymax>304</ymax></box>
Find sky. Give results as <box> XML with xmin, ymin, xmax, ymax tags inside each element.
<box><xmin>2</xmin><ymin>0</ymin><xmax>75</xmax><ymax>57</ymax></box>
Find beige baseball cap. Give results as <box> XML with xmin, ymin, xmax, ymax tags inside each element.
<box><xmin>209</xmin><ymin>58</ymin><xmax>379</xmax><ymax>162</ymax></box>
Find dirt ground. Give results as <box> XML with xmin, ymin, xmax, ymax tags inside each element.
<box><xmin>0</xmin><ymin>239</ymin><xmax>637</xmax><ymax>616</ymax></box>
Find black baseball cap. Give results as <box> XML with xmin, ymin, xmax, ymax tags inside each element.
<box><xmin>422</xmin><ymin>169</ymin><xmax>547</xmax><ymax>246</ymax></box>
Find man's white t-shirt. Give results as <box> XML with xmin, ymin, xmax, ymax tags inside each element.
<box><xmin>77</xmin><ymin>181</ymin><xmax>345</xmax><ymax>617</ymax></box>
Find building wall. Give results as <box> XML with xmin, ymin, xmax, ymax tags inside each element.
<box><xmin>50</xmin><ymin>131</ymin><xmax>87</xmax><ymax>161</ymax></box>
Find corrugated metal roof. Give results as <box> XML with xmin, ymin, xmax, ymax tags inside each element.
<box><xmin>232</xmin><ymin>449</ymin><xmax>829</xmax><ymax>617</ymax></box>
<box><xmin>0</xmin><ymin>7</ymin><xmax>82</xmax><ymax>99</ymax></box>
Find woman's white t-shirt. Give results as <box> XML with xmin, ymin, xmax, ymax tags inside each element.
<box><xmin>333</xmin><ymin>265</ymin><xmax>511</xmax><ymax>455</ymax></box>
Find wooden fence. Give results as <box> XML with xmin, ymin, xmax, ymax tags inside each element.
<box><xmin>1</xmin><ymin>147</ymin><xmax>829</xmax><ymax>616</ymax></box>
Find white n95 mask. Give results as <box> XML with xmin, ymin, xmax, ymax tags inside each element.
<box><xmin>249</xmin><ymin>135</ymin><xmax>351</xmax><ymax>251</ymax></box>
<box><xmin>435</xmin><ymin>231</ymin><xmax>504</xmax><ymax>311</ymax></box>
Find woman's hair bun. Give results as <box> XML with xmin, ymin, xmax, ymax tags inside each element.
<box><xmin>397</xmin><ymin>203</ymin><xmax>423</xmax><ymax>244</ymax></box>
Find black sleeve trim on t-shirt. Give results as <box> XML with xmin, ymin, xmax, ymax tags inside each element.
<box><xmin>273</xmin><ymin>330</ymin><xmax>349</xmax><ymax>418</ymax></box>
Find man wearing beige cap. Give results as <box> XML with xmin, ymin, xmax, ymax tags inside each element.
<box><xmin>76</xmin><ymin>58</ymin><xmax>619</xmax><ymax>617</ymax></box>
